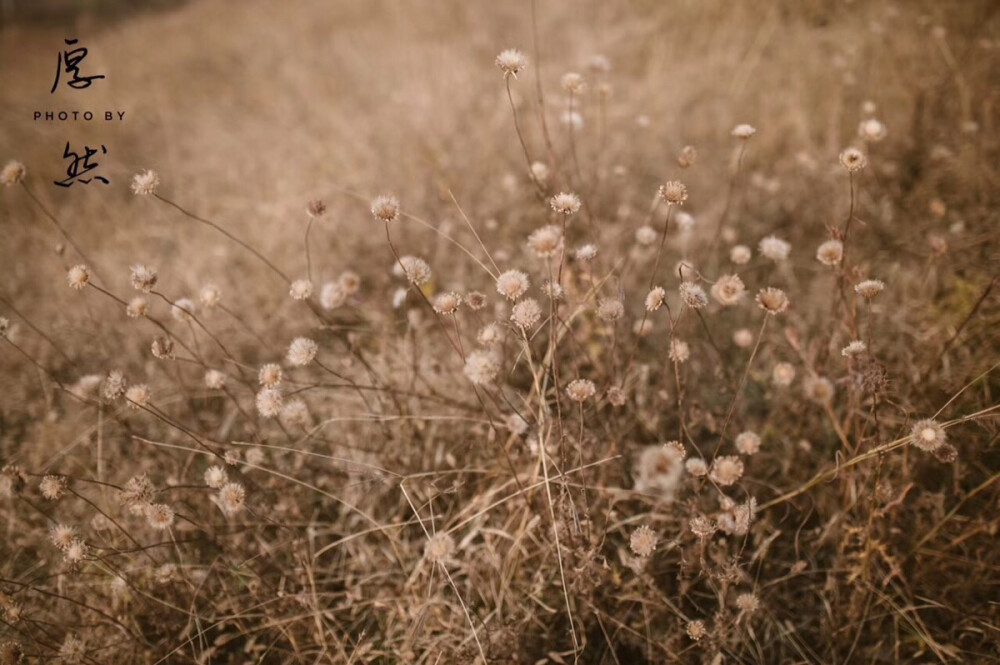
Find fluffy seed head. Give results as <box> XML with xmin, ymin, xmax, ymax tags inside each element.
<box><xmin>575</xmin><ymin>244</ymin><xmax>598</xmax><ymax>261</ymax></box>
<box><xmin>370</xmin><ymin>195</ymin><xmax>399</xmax><ymax>222</ymax></box>
<box><xmin>711</xmin><ymin>274</ymin><xmax>746</xmax><ymax>306</ymax></box>
<box><xmin>425</xmin><ymin>532</ymin><xmax>456</xmax><ymax>563</ymax></box>
<box><xmin>735</xmin><ymin>431</ymin><xmax>761</xmax><ymax>455</ymax></box>
<box><xmin>733</xmin><ymin>328</ymin><xmax>754</xmax><ymax>347</ymax></box>
<box><xmin>635</xmin><ymin>225</ymin><xmax>657</xmax><ymax>246</ymax></box>
<box><xmin>736</xmin><ymin>592</ymin><xmax>760</xmax><ymax>614</ymax></box>
<box><xmin>258</xmin><ymin>363</ymin><xmax>283</xmax><ymax>387</ymax></box>
<box><xmin>910</xmin><ymin>418</ymin><xmax>946</xmax><ymax>452</ymax></box>
<box><xmin>289</xmin><ymin>279</ymin><xmax>313</xmax><ymax>301</ymax></box>
<box><xmin>66</xmin><ymin>265</ymin><xmax>90</xmax><ymax>290</ymax></box>
<box><xmin>669</xmin><ymin>339</ymin><xmax>690</xmax><ymax>363</ymax></box>
<box><xmin>145</xmin><ymin>503</ymin><xmax>175</xmax><ymax>530</ymax></box>
<box><xmin>732</xmin><ymin>124</ymin><xmax>757</xmax><ymax>139</ymax></box>
<box><xmin>549</xmin><ymin>192</ymin><xmax>581</xmax><ymax>215</ymax></box>
<box><xmin>854</xmin><ymin>279</ymin><xmax>885</xmax><ymax>298</ymax></box>
<box><xmin>476</xmin><ymin>322</ymin><xmax>502</xmax><ymax>346</ymax></box>
<box><xmin>685</xmin><ymin>458</ymin><xmax>708</xmax><ymax>477</ymax></box>
<box><xmin>565</xmin><ymin>378</ymin><xmax>596</xmax><ymax>402</ymax></box>
<box><xmin>679</xmin><ymin>282</ymin><xmax>708</xmax><ymax>309</ymax></box>
<box><xmin>841</xmin><ymin>340</ymin><xmax>867</xmax><ymax>357</ymax></box>
<box><xmin>858</xmin><ymin>118</ymin><xmax>887</xmax><ymax>142</ymax></box>
<box><xmin>126</xmin><ymin>297</ymin><xmax>148</xmax><ymax>318</ymax></box>
<box><xmin>171</xmin><ymin>298</ymin><xmax>196</xmax><ymax>322</ymax></box>
<box><xmin>730</xmin><ymin>244</ymin><xmax>752</xmax><ymax>264</ymax></box>
<box><xmin>199</xmin><ymin>284</ymin><xmax>221</xmax><ymax>307</ymax></box>
<box><xmin>772</xmin><ymin>362</ymin><xmax>796</xmax><ymax>387</ymax></box>
<box><xmin>495</xmin><ymin>49</ymin><xmax>528</xmax><ymax>78</ymax></box>
<box><xmin>839</xmin><ymin>147</ymin><xmax>867</xmax><ymax>172</ymax></box>
<box><xmin>658</xmin><ymin>180</ymin><xmax>688</xmax><ymax>205</ymax></box>
<box><xmin>758</xmin><ymin>235</ymin><xmax>791</xmax><ymax>261</ymax></box>
<box><xmin>606</xmin><ymin>386</ymin><xmax>627</xmax><ymax>407</ymax></box>
<box><xmin>287</xmin><ymin>337</ymin><xmax>318</xmax><ymax>367</ymax></box>
<box><xmin>432</xmin><ymin>291</ymin><xmax>462</xmax><ymax>315</ymax></box>
<box><xmin>204</xmin><ymin>466</ymin><xmax>228</xmax><ymax>489</ymax></box>
<box><xmin>204</xmin><ymin>369</ymin><xmax>226</xmax><ymax>389</ymax></box>
<box><xmin>465</xmin><ymin>291</ymin><xmax>487</xmax><ymax>311</ymax></box>
<box><xmin>218</xmin><ymin>482</ymin><xmax>246</xmax><ymax>515</ymax></box>
<box><xmin>511</xmin><ymin>298</ymin><xmax>542</xmax><ymax>330</ymax></box>
<box><xmin>629</xmin><ymin>525</ymin><xmax>658</xmax><ymax>557</ymax></box>
<box><xmin>49</xmin><ymin>524</ymin><xmax>78</xmax><ymax>550</ymax></box>
<box><xmin>398</xmin><ymin>256</ymin><xmax>432</xmax><ymax>286</ymax></box>
<box><xmin>803</xmin><ymin>376</ymin><xmax>835</xmax><ymax>404</ymax></box>
<box><xmin>129</xmin><ymin>264</ymin><xmax>157</xmax><ymax>292</ymax></box>
<box><xmin>756</xmin><ymin>287</ymin><xmax>789</xmax><ymax>314</ymax></box>
<box><xmin>0</xmin><ymin>161</ymin><xmax>26</xmax><ymax>186</ymax></box>
<box><xmin>463</xmin><ymin>350</ymin><xmax>501</xmax><ymax>385</ymax></box>
<box><xmin>561</xmin><ymin>72</ymin><xmax>586</xmax><ymax>93</ymax></box>
<box><xmin>59</xmin><ymin>635</ymin><xmax>86</xmax><ymax>664</ymax></box>
<box><xmin>816</xmin><ymin>239</ymin><xmax>844</xmax><ymax>266</ymax></box>
<box><xmin>496</xmin><ymin>269</ymin><xmax>530</xmax><ymax>300</ymax></box>
<box><xmin>635</xmin><ymin>443</ymin><xmax>685</xmax><ymax>496</ymax></box>
<box><xmin>130</xmin><ymin>169</ymin><xmax>160</xmax><ymax>195</ymax></box>
<box><xmin>40</xmin><ymin>475</ymin><xmax>67</xmax><ymax>500</ymax></box>
<box><xmin>527</xmin><ymin>225</ymin><xmax>563</xmax><ymax>257</ymax></box>
<box><xmin>597</xmin><ymin>298</ymin><xmax>624</xmax><ymax>322</ymax></box>
<box><xmin>119</xmin><ymin>473</ymin><xmax>154</xmax><ymax>509</ymax></box>
<box><xmin>677</xmin><ymin>145</ymin><xmax>697</xmax><ymax>168</ymax></box>
<box><xmin>125</xmin><ymin>384</ymin><xmax>151</xmax><ymax>408</ymax></box>
<box><xmin>101</xmin><ymin>374</ymin><xmax>126</xmax><ymax>401</ymax></box>
<box><xmin>320</xmin><ymin>282</ymin><xmax>347</xmax><ymax>309</ymax></box>
<box><xmin>530</xmin><ymin>161</ymin><xmax>549</xmax><ymax>183</ymax></box>
<box><xmin>645</xmin><ymin>286</ymin><xmax>666</xmax><ymax>312</ymax></box>
<box><xmin>710</xmin><ymin>455</ymin><xmax>745</xmax><ymax>486</ymax></box>
<box><xmin>151</xmin><ymin>337</ymin><xmax>174</xmax><ymax>360</ymax></box>
<box><xmin>256</xmin><ymin>387</ymin><xmax>283</xmax><ymax>418</ymax></box>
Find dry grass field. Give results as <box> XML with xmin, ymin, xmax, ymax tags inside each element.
<box><xmin>1</xmin><ymin>0</ymin><xmax>999</xmax><ymax>662</ymax></box>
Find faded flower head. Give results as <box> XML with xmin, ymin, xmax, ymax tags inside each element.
<box><xmin>465</xmin><ymin>291</ymin><xmax>487</xmax><ymax>311</ymax></box>
<box><xmin>102</xmin><ymin>370</ymin><xmax>127</xmax><ymax>401</ymax></box>
<box><xmin>463</xmin><ymin>350</ymin><xmax>501</xmax><ymax>385</ymax></box>
<box><xmin>370</xmin><ymin>194</ymin><xmax>400</xmax><ymax>222</ymax></box>
<box><xmin>858</xmin><ymin>118</ymin><xmax>887</xmax><ymax>142</ymax></box>
<box><xmin>204</xmin><ymin>369</ymin><xmax>226</xmax><ymax>389</ymax></box>
<box><xmin>839</xmin><ymin>147</ymin><xmax>867</xmax><ymax>172</ymax></box>
<box><xmin>218</xmin><ymin>482</ymin><xmax>246</xmax><ymax>516</ymax></box>
<box><xmin>126</xmin><ymin>296</ymin><xmax>148</xmax><ymax>318</ymax></box>
<box><xmin>495</xmin><ymin>49</ymin><xmax>528</xmax><ymax>78</ymax></box>
<box><xmin>0</xmin><ymin>161</ymin><xmax>26</xmax><ymax>186</ymax></box>
<box><xmin>732</xmin><ymin>124</ymin><xmax>757</xmax><ymax>139</ymax></box>
<box><xmin>816</xmin><ymin>239</ymin><xmax>844</xmax><ymax>266</ymax></box>
<box><xmin>561</xmin><ymin>72</ymin><xmax>587</xmax><ymax>94</ymax></box>
<box><xmin>658</xmin><ymin>180</ymin><xmax>688</xmax><ymax>205</ymax></box>
<box><xmin>597</xmin><ymin>298</ymin><xmax>624</xmax><ymax>322</ymax></box>
<box><xmin>711</xmin><ymin>274</ymin><xmax>746</xmax><ymax>306</ymax></box>
<box><xmin>685</xmin><ymin>457</ymin><xmax>708</xmax><ymax>477</ymax></box>
<box><xmin>145</xmin><ymin>503</ymin><xmax>175</xmax><ymax>530</ymax></box>
<box><xmin>841</xmin><ymin>340</ymin><xmax>867</xmax><ymax>357</ymax></box>
<box><xmin>281</xmin><ymin>399</ymin><xmax>311</xmax><ymax>428</ymax></box>
<box><xmin>151</xmin><ymin>337</ymin><xmax>174</xmax><ymax>360</ymax></box>
<box><xmin>803</xmin><ymin>376</ymin><xmax>835</xmax><ymax>404</ymax></box>
<box><xmin>735</xmin><ymin>431</ymin><xmax>761</xmax><ymax>455</ymax></box>
<box><xmin>425</xmin><ymin>532</ymin><xmax>456</xmax><ymax>563</ymax></box>
<box><xmin>575</xmin><ymin>244</ymin><xmax>597</xmax><ymax>261</ymax></box>
<box><xmin>854</xmin><ymin>279</ymin><xmax>885</xmax><ymax>298</ymax></box>
<box><xmin>306</xmin><ymin>199</ymin><xmax>326</xmax><ymax>218</ymax></box>
<box><xmin>709</xmin><ymin>455</ymin><xmax>745</xmax><ymax>486</ymax></box>
<box><xmin>129</xmin><ymin>264</ymin><xmax>157</xmax><ymax>292</ymax></box>
<box><xmin>432</xmin><ymin>291</ymin><xmax>462</xmax><ymax>315</ymax></box>
<box><xmin>677</xmin><ymin>145</ymin><xmax>697</xmax><ymax>168</ymax></box>
<box><xmin>645</xmin><ymin>286</ymin><xmax>666</xmax><ymax>312</ymax></box>
<box><xmin>511</xmin><ymin>298</ymin><xmax>542</xmax><ymax>330</ymax></box>
<box><xmin>477</xmin><ymin>322</ymin><xmax>502</xmax><ymax>346</ymax></box>
<box><xmin>565</xmin><ymin>378</ymin><xmax>596</xmax><ymax>402</ymax></box>
<box><xmin>204</xmin><ymin>465</ymin><xmax>228</xmax><ymax>489</ymax></box>
<box><xmin>735</xmin><ymin>592</ymin><xmax>761</xmax><ymax>614</ymax></box>
<box><xmin>66</xmin><ymin>265</ymin><xmax>90</xmax><ymax>290</ymax></box>
<box><xmin>756</xmin><ymin>287</ymin><xmax>789</xmax><ymax>315</ymax></box>
<box><xmin>629</xmin><ymin>525</ymin><xmax>658</xmax><ymax>557</ymax></box>
<box><xmin>256</xmin><ymin>387</ymin><xmax>283</xmax><ymax>418</ymax></box>
<box><xmin>199</xmin><ymin>284</ymin><xmax>221</xmax><ymax>308</ymax></box>
<box><xmin>910</xmin><ymin>418</ymin><xmax>946</xmax><ymax>452</ymax></box>
<box><xmin>635</xmin><ymin>443</ymin><xmax>685</xmax><ymax>496</ymax></box>
<box><xmin>606</xmin><ymin>386</ymin><xmax>627</xmax><ymax>407</ymax></box>
<box><xmin>758</xmin><ymin>235</ymin><xmax>791</xmax><ymax>261</ymax></box>
<box><xmin>125</xmin><ymin>383</ymin><xmax>151</xmax><ymax>409</ymax></box>
<box><xmin>171</xmin><ymin>298</ymin><xmax>196</xmax><ymax>322</ymax></box>
<box><xmin>686</xmin><ymin>620</ymin><xmax>708</xmax><ymax>641</ymax></box>
<box><xmin>530</xmin><ymin>161</ymin><xmax>549</xmax><ymax>183</ymax></box>
<box><xmin>320</xmin><ymin>282</ymin><xmax>347</xmax><ymax>309</ymax></box>
<box><xmin>58</xmin><ymin>634</ymin><xmax>86</xmax><ymax>664</ymax></box>
<box><xmin>40</xmin><ymin>475</ymin><xmax>67</xmax><ymax>501</ymax></box>
<box><xmin>131</xmin><ymin>169</ymin><xmax>160</xmax><ymax>195</ymax></box>
<box><xmin>772</xmin><ymin>362</ymin><xmax>796</xmax><ymax>387</ymax></box>
<box><xmin>496</xmin><ymin>269</ymin><xmax>530</xmax><ymax>300</ymax></box>
<box><xmin>49</xmin><ymin>524</ymin><xmax>78</xmax><ymax>550</ymax></box>
<box><xmin>549</xmin><ymin>192</ymin><xmax>581</xmax><ymax>216</ymax></box>
<box><xmin>287</xmin><ymin>337</ymin><xmax>318</xmax><ymax>367</ymax></box>
<box><xmin>258</xmin><ymin>363</ymin><xmax>283</xmax><ymax>387</ymax></box>
<box><xmin>527</xmin><ymin>225</ymin><xmax>563</xmax><ymax>258</ymax></box>
<box><xmin>733</xmin><ymin>328</ymin><xmax>754</xmax><ymax>347</ymax></box>
<box><xmin>679</xmin><ymin>282</ymin><xmax>708</xmax><ymax>309</ymax></box>
<box><xmin>289</xmin><ymin>279</ymin><xmax>313</xmax><ymax>301</ymax></box>
<box><xmin>669</xmin><ymin>339</ymin><xmax>690</xmax><ymax>363</ymax></box>
<box><xmin>635</xmin><ymin>225</ymin><xmax>657</xmax><ymax>246</ymax></box>
<box><xmin>398</xmin><ymin>256</ymin><xmax>432</xmax><ymax>286</ymax></box>
<box><xmin>730</xmin><ymin>244</ymin><xmax>752</xmax><ymax>264</ymax></box>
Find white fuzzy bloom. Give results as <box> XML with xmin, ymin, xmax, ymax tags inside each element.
<box><xmin>575</xmin><ymin>244</ymin><xmax>597</xmax><ymax>261</ymax></box>
<box><xmin>199</xmin><ymin>284</ymin><xmax>221</xmax><ymax>307</ymax></box>
<box><xmin>710</xmin><ymin>274</ymin><xmax>746</xmax><ymax>306</ymax></box>
<box><xmin>679</xmin><ymin>282</ymin><xmax>708</xmax><ymax>309</ymax></box>
<box><xmin>370</xmin><ymin>194</ymin><xmax>400</xmax><ymax>222</ymax></box>
<box><xmin>463</xmin><ymin>350</ymin><xmax>500</xmax><ymax>385</ymax></box>
<box><xmin>289</xmin><ymin>279</ymin><xmax>313</xmax><ymax>301</ymax></box>
<box><xmin>321</xmin><ymin>281</ymin><xmax>347</xmax><ymax>309</ymax></box>
<box><xmin>549</xmin><ymin>192</ymin><xmax>581</xmax><ymax>215</ymax></box>
<box><xmin>730</xmin><ymin>245</ymin><xmax>752</xmax><ymax>264</ymax></box>
<box><xmin>171</xmin><ymin>298</ymin><xmax>197</xmax><ymax>322</ymax></box>
<box><xmin>496</xmin><ymin>269</ymin><xmax>530</xmax><ymax>301</ymax></box>
<box><xmin>735</xmin><ymin>431</ymin><xmax>761</xmax><ymax>455</ymax></box>
<box><xmin>635</xmin><ymin>225</ymin><xmax>657</xmax><ymax>246</ymax></box>
<box><xmin>495</xmin><ymin>49</ymin><xmax>528</xmax><ymax>78</ymax></box>
<box><xmin>129</xmin><ymin>264</ymin><xmax>157</xmax><ymax>292</ymax></box>
<box><xmin>397</xmin><ymin>256</ymin><xmax>432</xmax><ymax>286</ymax></box>
<box><xmin>204</xmin><ymin>466</ymin><xmax>228</xmax><ymax>489</ymax></box>
<box><xmin>131</xmin><ymin>169</ymin><xmax>160</xmax><ymax>195</ymax></box>
<box><xmin>669</xmin><ymin>339</ymin><xmax>690</xmax><ymax>363</ymax></box>
<box><xmin>731</xmin><ymin>124</ymin><xmax>757</xmax><ymax>139</ymax></box>
<box><xmin>256</xmin><ymin>388</ymin><xmax>283</xmax><ymax>418</ymax></box>
<box><xmin>287</xmin><ymin>337</ymin><xmax>318</xmax><ymax>367</ymax></box>
<box><xmin>758</xmin><ymin>235</ymin><xmax>791</xmax><ymax>261</ymax></box>
<box><xmin>816</xmin><ymin>239</ymin><xmax>844</xmax><ymax>266</ymax></box>
<box><xmin>645</xmin><ymin>286</ymin><xmax>666</xmax><ymax>312</ymax></box>
<box><xmin>511</xmin><ymin>298</ymin><xmax>542</xmax><ymax>330</ymax></box>
<box><xmin>565</xmin><ymin>379</ymin><xmax>596</xmax><ymax>402</ymax></box>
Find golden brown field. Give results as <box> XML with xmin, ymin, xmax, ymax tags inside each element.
<box><xmin>1</xmin><ymin>0</ymin><xmax>999</xmax><ymax>663</ymax></box>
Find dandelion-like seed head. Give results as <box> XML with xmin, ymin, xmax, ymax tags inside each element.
<box><xmin>125</xmin><ymin>384</ymin><xmax>151</xmax><ymax>409</ymax></box>
<box><xmin>658</xmin><ymin>180</ymin><xmax>688</xmax><ymax>205</ymax></box>
<box><xmin>854</xmin><ymin>279</ymin><xmax>885</xmax><ymax>298</ymax></box>
<box><xmin>839</xmin><ymin>147</ymin><xmax>867</xmax><ymax>172</ymax></box>
<box><xmin>679</xmin><ymin>282</ymin><xmax>708</xmax><ymax>309</ymax></box>
<box><xmin>199</xmin><ymin>284</ymin><xmax>221</xmax><ymax>308</ymax></box>
<box><xmin>102</xmin><ymin>370</ymin><xmax>127</xmax><ymax>401</ymax></box>
<box><xmin>756</xmin><ymin>287</ymin><xmax>789</xmax><ymax>315</ymax></box>
<box><xmin>772</xmin><ymin>362</ymin><xmax>796</xmax><ymax>387</ymax></box>
<box><xmin>338</xmin><ymin>270</ymin><xmax>361</xmax><ymax>295</ymax></box>
<box><xmin>910</xmin><ymin>418</ymin><xmax>946</xmax><ymax>452</ymax></box>
<box><xmin>171</xmin><ymin>298</ymin><xmax>196</xmax><ymax>322</ymax></box>
<box><xmin>858</xmin><ymin>118</ymin><xmax>887</xmax><ymax>142</ymax></box>
<box><xmin>530</xmin><ymin>161</ymin><xmax>549</xmax><ymax>183</ymax></box>
<box><xmin>464</xmin><ymin>291</ymin><xmax>487</xmax><ymax>311</ymax></box>
<box><xmin>425</xmin><ymin>532</ymin><xmax>456</xmax><ymax>563</ymax></box>
<box><xmin>370</xmin><ymin>194</ymin><xmax>399</xmax><ymax>222</ymax></box>
<box><xmin>204</xmin><ymin>369</ymin><xmax>226</xmax><ymax>389</ymax></box>
<box><xmin>58</xmin><ymin>634</ymin><xmax>86</xmax><ymax>664</ymax></box>
<box><xmin>816</xmin><ymin>239</ymin><xmax>844</xmax><ymax>266</ymax></box>
<box><xmin>204</xmin><ymin>465</ymin><xmax>228</xmax><ymax>489</ymax></box>
<box><xmin>736</xmin><ymin>592</ymin><xmax>761</xmax><ymax>614</ymax></box>
<box><xmin>735</xmin><ymin>430</ymin><xmax>761</xmax><ymax>455</ymax></box>
<box><xmin>40</xmin><ymin>475</ymin><xmax>67</xmax><ymax>501</ymax></box>
<box><xmin>669</xmin><ymin>339</ymin><xmax>690</xmax><ymax>363</ymax></box>
<box><xmin>49</xmin><ymin>524</ymin><xmax>78</xmax><ymax>550</ymax></box>
<box><xmin>566</xmin><ymin>378</ymin><xmax>596</xmax><ymax>402</ymax></box>
<box><xmin>597</xmin><ymin>298</ymin><xmax>624</xmax><ymax>322</ymax></box>
<box><xmin>511</xmin><ymin>298</ymin><xmax>542</xmax><ymax>330</ymax></box>
<box><xmin>709</xmin><ymin>455</ymin><xmax>745</xmax><ymax>486</ymax></box>
<box><xmin>289</xmin><ymin>279</ymin><xmax>313</xmax><ymax>301</ymax></box>
<box><xmin>686</xmin><ymin>619</ymin><xmax>708</xmax><ymax>641</ymax></box>
<box><xmin>732</xmin><ymin>124</ymin><xmax>757</xmax><ymax>139</ymax></box>
<box><xmin>463</xmin><ymin>350</ymin><xmax>501</xmax><ymax>385</ymax></box>
<box><xmin>575</xmin><ymin>244</ymin><xmax>597</xmax><ymax>261</ymax></box>
<box><xmin>281</xmin><ymin>398</ymin><xmax>311</xmax><ymax>427</ymax></box>
<box><xmin>685</xmin><ymin>458</ymin><xmax>708</xmax><ymax>477</ymax></box>
<box><xmin>606</xmin><ymin>386</ymin><xmax>627</xmax><ymax>407</ymax></box>
<box><xmin>0</xmin><ymin>161</ymin><xmax>26</xmax><ymax>186</ymax></box>
<box><xmin>130</xmin><ymin>169</ymin><xmax>160</xmax><ymax>195</ymax></box>
<box><xmin>635</xmin><ymin>225</ymin><xmax>657</xmax><ymax>246</ymax></box>
<box><xmin>126</xmin><ymin>296</ymin><xmax>148</xmax><ymax>319</ymax></box>
<box><xmin>119</xmin><ymin>473</ymin><xmax>153</xmax><ymax>509</ymax></box>
<box><xmin>630</xmin><ymin>525</ymin><xmax>658</xmax><ymax>557</ymax></box>
<box><xmin>129</xmin><ymin>264</ymin><xmax>157</xmax><ymax>292</ymax></box>
<box><xmin>677</xmin><ymin>145</ymin><xmax>697</xmax><ymax>168</ymax></box>
<box><xmin>759</xmin><ymin>235</ymin><xmax>791</xmax><ymax>261</ymax></box>
<box><xmin>560</xmin><ymin>72</ymin><xmax>587</xmax><ymax>94</ymax></box>
<box><xmin>432</xmin><ymin>291</ymin><xmax>462</xmax><ymax>315</ymax></box>
<box><xmin>218</xmin><ymin>482</ymin><xmax>246</xmax><ymax>515</ymax></box>
<box><xmin>496</xmin><ymin>269</ymin><xmax>530</xmax><ymax>301</ymax></box>
<box><xmin>398</xmin><ymin>256</ymin><xmax>432</xmax><ymax>286</ymax></box>
<box><xmin>803</xmin><ymin>376</ymin><xmax>835</xmax><ymax>404</ymax></box>
<box><xmin>256</xmin><ymin>387</ymin><xmax>283</xmax><ymax>418</ymax></box>
<box><xmin>495</xmin><ymin>49</ymin><xmax>528</xmax><ymax>78</ymax></box>
<box><xmin>151</xmin><ymin>337</ymin><xmax>174</xmax><ymax>360</ymax></box>
<box><xmin>527</xmin><ymin>225</ymin><xmax>563</xmax><ymax>258</ymax></box>
<box><xmin>258</xmin><ymin>363</ymin><xmax>283</xmax><ymax>387</ymax></box>
<box><xmin>145</xmin><ymin>503</ymin><xmax>175</xmax><ymax>530</ymax></box>
<box><xmin>287</xmin><ymin>337</ymin><xmax>318</xmax><ymax>367</ymax></box>
<box><xmin>549</xmin><ymin>192</ymin><xmax>581</xmax><ymax>216</ymax></box>
<box><xmin>711</xmin><ymin>274</ymin><xmax>746</xmax><ymax>306</ymax></box>
<box><xmin>730</xmin><ymin>244</ymin><xmax>752</xmax><ymax>264</ymax></box>
<box><xmin>645</xmin><ymin>286</ymin><xmax>666</xmax><ymax>312</ymax></box>
<box><xmin>841</xmin><ymin>340</ymin><xmax>867</xmax><ymax>357</ymax></box>
<box><xmin>320</xmin><ymin>282</ymin><xmax>347</xmax><ymax>309</ymax></box>
<box><xmin>66</xmin><ymin>265</ymin><xmax>90</xmax><ymax>290</ymax></box>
